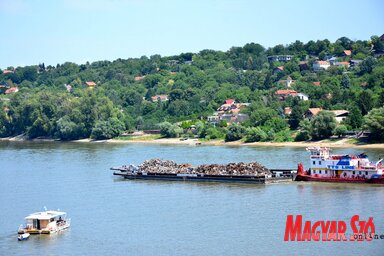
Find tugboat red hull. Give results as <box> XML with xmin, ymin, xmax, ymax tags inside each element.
<box><xmin>295</xmin><ymin>173</ymin><xmax>384</xmax><ymax>184</ymax></box>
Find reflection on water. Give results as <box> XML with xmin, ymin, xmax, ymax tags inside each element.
<box><xmin>0</xmin><ymin>141</ymin><xmax>383</xmax><ymax>256</ymax></box>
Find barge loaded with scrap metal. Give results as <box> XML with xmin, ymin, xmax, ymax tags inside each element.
<box><xmin>111</xmin><ymin>159</ymin><xmax>296</xmax><ymax>184</ymax></box>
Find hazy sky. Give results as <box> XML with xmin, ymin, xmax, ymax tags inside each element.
<box><xmin>0</xmin><ymin>0</ymin><xmax>383</xmax><ymax>69</ymax></box>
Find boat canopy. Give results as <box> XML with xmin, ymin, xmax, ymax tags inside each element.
<box><xmin>25</xmin><ymin>211</ymin><xmax>66</xmax><ymax>220</ymax></box>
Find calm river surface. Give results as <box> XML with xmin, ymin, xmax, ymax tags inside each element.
<box><xmin>0</xmin><ymin>141</ymin><xmax>383</xmax><ymax>256</ymax></box>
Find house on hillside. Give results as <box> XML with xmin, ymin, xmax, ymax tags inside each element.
<box><xmin>134</xmin><ymin>75</ymin><xmax>146</xmax><ymax>81</ymax></box>
<box><xmin>296</xmin><ymin>93</ymin><xmax>309</xmax><ymax>101</ymax></box>
<box><xmin>275</xmin><ymin>90</ymin><xmax>309</xmax><ymax>101</ymax></box>
<box><xmin>313</xmin><ymin>81</ymin><xmax>321</xmax><ymax>86</ymax></box>
<box><xmin>278</xmin><ymin>76</ymin><xmax>296</xmax><ymax>87</ymax></box>
<box><xmin>329</xmin><ymin>110</ymin><xmax>349</xmax><ymax>123</ymax></box>
<box><xmin>304</xmin><ymin>108</ymin><xmax>323</xmax><ymax>120</ymax></box>
<box><xmin>217</xmin><ymin>99</ymin><xmax>249</xmax><ymax>114</ymax></box>
<box><xmin>219</xmin><ymin>113</ymin><xmax>249</xmax><ymax>123</ymax></box>
<box><xmin>2</xmin><ymin>69</ymin><xmax>14</xmax><ymax>74</ymax></box>
<box><xmin>151</xmin><ymin>95</ymin><xmax>169</xmax><ymax>102</ymax></box>
<box><xmin>267</xmin><ymin>55</ymin><xmax>293</xmax><ymax>62</ymax></box>
<box><xmin>349</xmin><ymin>59</ymin><xmax>362</xmax><ymax>67</ymax></box>
<box><xmin>5</xmin><ymin>87</ymin><xmax>19</xmax><ymax>94</ymax></box>
<box><xmin>327</xmin><ymin>56</ymin><xmax>338</xmax><ymax>65</ymax></box>
<box><xmin>343</xmin><ymin>50</ymin><xmax>352</xmax><ymax>56</ymax></box>
<box><xmin>85</xmin><ymin>81</ymin><xmax>96</xmax><ymax>88</ymax></box>
<box><xmin>335</xmin><ymin>61</ymin><xmax>350</xmax><ymax>68</ymax></box>
<box><xmin>313</xmin><ymin>61</ymin><xmax>330</xmax><ymax>71</ymax></box>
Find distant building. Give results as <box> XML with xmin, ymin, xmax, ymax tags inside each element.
<box><xmin>2</xmin><ymin>70</ymin><xmax>14</xmax><ymax>74</ymax></box>
<box><xmin>297</xmin><ymin>93</ymin><xmax>309</xmax><ymax>101</ymax></box>
<box><xmin>313</xmin><ymin>61</ymin><xmax>330</xmax><ymax>71</ymax></box>
<box><xmin>134</xmin><ymin>75</ymin><xmax>146</xmax><ymax>81</ymax></box>
<box><xmin>278</xmin><ymin>76</ymin><xmax>296</xmax><ymax>87</ymax></box>
<box><xmin>85</xmin><ymin>81</ymin><xmax>96</xmax><ymax>88</ymax></box>
<box><xmin>267</xmin><ymin>55</ymin><xmax>293</xmax><ymax>62</ymax></box>
<box><xmin>304</xmin><ymin>108</ymin><xmax>323</xmax><ymax>120</ymax></box>
<box><xmin>329</xmin><ymin>110</ymin><xmax>349</xmax><ymax>123</ymax></box>
<box><xmin>313</xmin><ymin>81</ymin><xmax>321</xmax><ymax>86</ymax></box>
<box><xmin>5</xmin><ymin>87</ymin><xmax>18</xmax><ymax>94</ymax></box>
<box><xmin>151</xmin><ymin>95</ymin><xmax>169</xmax><ymax>102</ymax></box>
<box><xmin>219</xmin><ymin>113</ymin><xmax>249</xmax><ymax>123</ymax></box>
<box><xmin>335</xmin><ymin>61</ymin><xmax>350</xmax><ymax>68</ymax></box>
<box><xmin>343</xmin><ymin>50</ymin><xmax>352</xmax><ymax>56</ymax></box>
<box><xmin>349</xmin><ymin>59</ymin><xmax>362</xmax><ymax>67</ymax></box>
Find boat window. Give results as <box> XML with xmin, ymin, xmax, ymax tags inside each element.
<box><xmin>325</xmin><ymin>170</ymin><xmax>327</xmax><ymax>174</ymax></box>
<box><xmin>353</xmin><ymin>171</ymin><xmax>355</xmax><ymax>175</ymax></box>
<box><xmin>313</xmin><ymin>161</ymin><xmax>315</xmax><ymax>165</ymax></box>
<box><xmin>359</xmin><ymin>171</ymin><xmax>362</xmax><ymax>175</ymax></box>
<box><xmin>319</xmin><ymin>161</ymin><xmax>322</xmax><ymax>165</ymax></box>
<box><xmin>365</xmin><ymin>171</ymin><xmax>368</xmax><ymax>175</ymax></box>
<box><xmin>319</xmin><ymin>170</ymin><xmax>322</xmax><ymax>174</ymax></box>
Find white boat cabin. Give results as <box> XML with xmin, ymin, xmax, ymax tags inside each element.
<box><xmin>307</xmin><ymin>147</ymin><xmax>383</xmax><ymax>179</ymax></box>
<box><xmin>18</xmin><ymin>210</ymin><xmax>70</xmax><ymax>234</ymax></box>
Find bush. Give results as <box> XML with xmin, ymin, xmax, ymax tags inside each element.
<box><xmin>225</xmin><ymin>123</ymin><xmax>246</xmax><ymax>142</ymax></box>
<box><xmin>245</xmin><ymin>127</ymin><xmax>267</xmax><ymax>142</ymax></box>
<box><xmin>295</xmin><ymin>130</ymin><xmax>310</xmax><ymax>141</ymax></box>
<box><xmin>159</xmin><ymin>121</ymin><xmax>183</xmax><ymax>138</ymax></box>
<box><xmin>334</xmin><ymin>125</ymin><xmax>348</xmax><ymax>138</ymax></box>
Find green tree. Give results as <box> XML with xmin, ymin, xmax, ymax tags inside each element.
<box><xmin>225</xmin><ymin>123</ymin><xmax>246</xmax><ymax>142</ymax></box>
<box><xmin>159</xmin><ymin>121</ymin><xmax>183</xmax><ymax>138</ymax></box>
<box><xmin>344</xmin><ymin>105</ymin><xmax>363</xmax><ymax>129</ymax></box>
<box><xmin>357</xmin><ymin>90</ymin><xmax>373</xmax><ymax>115</ymax></box>
<box><xmin>341</xmin><ymin>73</ymin><xmax>351</xmax><ymax>88</ymax></box>
<box><xmin>295</xmin><ymin>119</ymin><xmax>311</xmax><ymax>141</ymax></box>
<box><xmin>245</xmin><ymin>127</ymin><xmax>267</xmax><ymax>142</ymax></box>
<box><xmin>334</xmin><ymin>125</ymin><xmax>348</xmax><ymax>137</ymax></box>
<box><xmin>363</xmin><ymin>107</ymin><xmax>384</xmax><ymax>141</ymax></box>
<box><xmin>310</xmin><ymin>111</ymin><xmax>337</xmax><ymax>140</ymax></box>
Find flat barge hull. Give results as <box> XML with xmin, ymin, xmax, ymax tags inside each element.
<box><xmin>114</xmin><ymin>172</ymin><xmax>292</xmax><ymax>184</ymax></box>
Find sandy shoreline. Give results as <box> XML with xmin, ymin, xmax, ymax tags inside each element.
<box><xmin>1</xmin><ymin>136</ymin><xmax>383</xmax><ymax>149</ymax></box>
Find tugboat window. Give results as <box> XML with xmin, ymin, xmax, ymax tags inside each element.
<box><xmin>365</xmin><ymin>171</ymin><xmax>368</xmax><ymax>175</ymax></box>
<box><xmin>325</xmin><ymin>170</ymin><xmax>327</xmax><ymax>174</ymax></box>
<box><xmin>319</xmin><ymin>170</ymin><xmax>322</xmax><ymax>174</ymax></box>
<box><xmin>353</xmin><ymin>171</ymin><xmax>355</xmax><ymax>175</ymax></box>
<box><xmin>319</xmin><ymin>161</ymin><xmax>322</xmax><ymax>165</ymax></box>
<box><xmin>313</xmin><ymin>161</ymin><xmax>315</xmax><ymax>165</ymax></box>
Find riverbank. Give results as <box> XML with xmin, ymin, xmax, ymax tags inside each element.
<box><xmin>1</xmin><ymin>136</ymin><xmax>383</xmax><ymax>149</ymax></box>
<box><xmin>110</xmin><ymin>138</ymin><xmax>384</xmax><ymax>148</ymax></box>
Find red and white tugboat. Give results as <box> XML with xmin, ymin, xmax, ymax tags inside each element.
<box><xmin>296</xmin><ymin>147</ymin><xmax>384</xmax><ymax>184</ymax></box>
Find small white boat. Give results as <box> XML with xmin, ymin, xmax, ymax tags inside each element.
<box><xmin>18</xmin><ymin>209</ymin><xmax>71</xmax><ymax>235</ymax></box>
<box><xmin>18</xmin><ymin>233</ymin><xmax>30</xmax><ymax>241</ymax></box>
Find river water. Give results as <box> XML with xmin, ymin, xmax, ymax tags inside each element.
<box><xmin>0</xmin><ymin>141</ymin><xmax>383</xmax><ymax>256</ymax></box>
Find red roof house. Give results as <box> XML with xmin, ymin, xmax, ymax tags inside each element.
<box><xmin>85</xmin><ymin>81</ymin><xmax>96</xmax><ymax>87</ymax></box>
<box><xmin>5</xmin><ymin>87</ymin><xmax>19</xmax><ymax>94</ymax></box>
<box><xmin>225</xmin><ymin>99</ymin><xmax>235</xmax><ymax>105</ymax></box>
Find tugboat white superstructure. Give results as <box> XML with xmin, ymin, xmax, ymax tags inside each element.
<box><xmin>18</xmin><ymin>209</ymin><xmax>70</xmax><ymax>235</ymax></box>
<box><xmin>296</xmin><ymin>147</ymin><xmax>384</xmax><ymax>184</ymax></box>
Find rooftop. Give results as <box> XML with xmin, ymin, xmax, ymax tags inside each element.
<box><xmin>25</xmin><ymin>210</ymin><xmax>66</xmax><ymax>220</ymax></box>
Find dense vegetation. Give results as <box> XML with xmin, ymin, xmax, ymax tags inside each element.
<box><xmin>0</xmin><ymin>35</ymin><xmax>383</xmax><ymax>142</ymax></box>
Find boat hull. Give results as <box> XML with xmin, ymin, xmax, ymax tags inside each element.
<box><xmin>295</xmin><ymin>174</ymin><xmax>384</xmax><ymax>184</ymax></box>
<box><xmin>114</xmin><ymin>172</ymin><xmax>293</xmax><ymax>184</ymax></box>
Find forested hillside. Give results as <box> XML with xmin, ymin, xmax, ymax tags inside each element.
<box><xmin>1</xmin><ymin>35</ymin><xmax>383</xmax><ymax>141</ymax></box>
